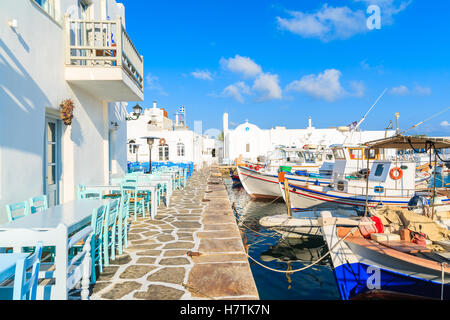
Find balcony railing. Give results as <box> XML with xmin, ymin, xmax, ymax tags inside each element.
<box><xmin>64</xmin><ymin>15</ymin><xmax>144</xmax><ymax>91</ymax></box>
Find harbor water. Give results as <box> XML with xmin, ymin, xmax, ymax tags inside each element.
<box><xmin>223</xmin><ymin>178</ymin><xmax>341</xmax><ymax>300</ymax></box>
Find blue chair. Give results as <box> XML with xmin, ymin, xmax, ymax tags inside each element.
<box><xmin>29</xmin><ymin>195</ymin><xmax>48</xmax><ymax>214</ymax></box>
<box><xmin>120</xmin><ymin>182</ymin><xmax>145</xmax><ymax>221</ymax></box>
<box><xmin>117</xmin><ymin>194</ymin><xmax>130</xmax><ymax>255</ymax></box>
<box><xmin>90</xmin><ymin>205</ymin><xmax>107</xmax><ymax>284</ymax></box>
<box><xmin>5</xmin><ymin>201</ymin><xmax>29</xmax><ymax>222</ymax></box>
<box><xmin>80</xmin><ymin>188</ymin><xmax>102</xmax><ymax>200</ymax></box>
<box><xmin>102</xmin><ymin>200</ymin><xmax>119</xmax><ymax>267</ymax></box>
<box><xmin>13</xmin><ymin>243</ymin><xmax>43</xmax><ymax>300</ymax></box>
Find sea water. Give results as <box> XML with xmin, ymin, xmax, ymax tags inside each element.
<box><xmin>223</xmin><ymin>178</ymin><xmax>341</xmax><ymax>300</ymax></box>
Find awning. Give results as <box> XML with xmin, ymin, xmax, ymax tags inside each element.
<box><xmin>363</xmin><ymin>135</ymin><xmax>450</xmax><ymax>150</ymax></box>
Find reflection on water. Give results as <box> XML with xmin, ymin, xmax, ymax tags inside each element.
<box><xmin>224</xmin><ymin>178</ymin><xmax>341</xmax><ymax>300</ymax></box>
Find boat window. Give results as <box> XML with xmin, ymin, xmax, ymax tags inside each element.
<box><xmin>316</xmin><ymin>154</ymin><xmax>323</xmax><ymax>162</ymax></box>
<box><xmin>349</xmin><ymin>148</ymin><xmax>363</xmax><ymax>160</ymax></box>
<box><xmin>326</xmin><ymin>154</ymin><xmax>333</xmax><ymax>160</ymax></box>
<box><xmin>374</xmin><ymin>164</ymin><xmax>385</xmax><ymax>177</ymax></box>
<box><xmin>365</xmin><ymin>149</ymin><xmax>378</xmax><ymax>160</ymax></box>
<box><xmin>304</xmin><ymin>152</ymin><xmax>316</xmax><ymax>163</ymax></box>
<box><xmin>296</xmin><ymin>151</ymin><xmax>305</xmax><ymax>161</ymax></box>
<box><xmin>333</xmin><ymin>148</ymin><xmax>346</xmax><ymax>160</ymax></box>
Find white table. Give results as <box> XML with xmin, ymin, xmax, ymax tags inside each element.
<box><xmin>0</xmin><ymin>199</ymin><xmax>109</xmax><ymax>300</ymax></box>
<box><xmin>0</xmin><ymin>253</ymin><xmax>28</xmax><ymax>284</ymax></box>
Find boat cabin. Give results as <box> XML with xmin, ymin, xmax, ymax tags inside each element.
<box><xmin>334</xmin><ymin>159</ymin><xmax>417</xmax><ymax>198</ymax></box>
<box><xmin>330</xmin><ymin>144</ymin><xmax>383</xmax><ymax>180</ymax></box>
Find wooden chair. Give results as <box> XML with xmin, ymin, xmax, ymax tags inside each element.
<box><xmin>117</xmin><ymin>194</ymin><xmax>130</xmax><ymax>255</ymax></box>
<box><xmin>5</xmin><ymin>201</ymin><xmax>29</xmax><ymax>222</ymax></box>
<box><xmin>102</xmin><ymin>200</ymin><xmax>119</xmax><ymax>267</ymax></box>
<box><xmin>0</xmin><ymin>242</ymin><xmax>43</xmax><ymax>300</ymax></box>
<box><xmin>90</xmin><ymin>205</ymin><xmax>107</xmax><ymax>284</ymax></box>
<box><xmin>120</xmin><ymin>182</ymin><xmax>145</xmax><ymax>221</ymax></box>
<box><xmin>29</xmin><ymin>195</ymin><xmax>48</xmax><ymax>214</ymax></box>
<box><xmin>80</xmin><ymin>188</ymin><xmax>103</xmax><ymax>200</ymax></box>
<box><xmin>13</xmin><ymin>242</ymin><xmax>43</xmax><ymax>300</ymax></box>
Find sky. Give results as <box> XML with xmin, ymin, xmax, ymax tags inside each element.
<box><xmin>120</xmin><ymin>0</ymin><xmax>450</xmax><ymax>136</ymax></box>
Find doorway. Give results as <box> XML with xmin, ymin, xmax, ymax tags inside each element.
<box><xmin>45</xmin><ymin>117</ymin><xmax>61</xmax><ymax>207</ymax></box>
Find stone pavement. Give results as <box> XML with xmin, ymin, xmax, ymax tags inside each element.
<box><xmin>90</xmin><ymin>167</ymin><xmax>259</xmax><ymax>300</ymax></box>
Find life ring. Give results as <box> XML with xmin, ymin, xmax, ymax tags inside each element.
<box><xmin>390</xmin><ymin>167</ymin><xmax>403</xmax><ymax>180</ymax></box>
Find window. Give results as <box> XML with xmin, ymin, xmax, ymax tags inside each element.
<box><xmin>246</xmin><ymin>144</ymin><xmax>250</xmax><ymax>153</ymax></box>
<box><xmin>79</xmin><ymin>0</ymin><xmax>90</xmax><ymax>19</ymax></box>
<box><xmin>374</xmin><ymin>164</ymin><xmax>385</xmax><ymax>177</ymax></box>
<box><xmin>34</xmin><ymin>0</ymin><xmax>56</xmax><ymax>18</ymax></box>
<box><xmin>365</xmin><ymin>149</ymin><xmax>379</xmax><ymax>160</ymax></box>
<box><xmin>304</xmin><ymin>151</ymin><xmax>316</xmax><ymax>163</ymax></box>
<box><xmin>159</xmin><ymin>144</ymin><xmax>169</xmax><ymax>161</ymax></box>
<box><xmin>349</xmin><ymin>148</ymin><xmax>363</xmax><ymax>160</ymax></box>
<box><xmin>177</xmin><ymin>143</ymin><xmax>185</xmax><ymax>157</ymax></box>
<box><xmin>333</xmin><ymin>148</ymin><xmax>346</xmax><ymax>160</ymax></box>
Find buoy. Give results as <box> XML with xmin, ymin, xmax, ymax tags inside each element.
<box><xmin>390</xmin><ymin>167</ymin><xmax>403</xmax><ymax>180</ymax></box>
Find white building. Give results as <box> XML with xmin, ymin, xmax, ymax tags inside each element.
<box><xmin>223</xmin><ymin>113</ymin><xmax>395</xmax><ymax>163</ymax></box>
<box><xmin>0</xmin><ymin>0</ymin><xmax>143</xmax><ymax>223</ymax></box>
<box><xmin>127</xmin><ymin>102</ymin><xmax>221</xmax><ymax>168</ymax></box>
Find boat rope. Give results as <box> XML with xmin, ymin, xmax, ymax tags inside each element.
<box><xmin>441</xmin><ymin>262</ymin><xmax>447</xmax><ymax>300</ymax></box>
<box><xmin>245</xmin><ymin>227</ymin><xmax>358</xmax><ymax>274</ymax></box>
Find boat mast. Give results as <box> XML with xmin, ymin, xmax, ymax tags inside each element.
<box><xmin>344</xmin><ymin>88</ymin><xmax>387</xmax><ymax>144</ymax></box>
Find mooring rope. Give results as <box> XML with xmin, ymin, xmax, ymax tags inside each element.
<box><xmin>245</xmin><ymin>227</ymin><xmax>358</xmax><ymax>274</ymax></box>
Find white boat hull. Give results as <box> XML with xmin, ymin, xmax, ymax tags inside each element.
<box><xmin>237</xmin><ymin>166</ymin><xmax>282</xmax><ymax>199</ymax></box>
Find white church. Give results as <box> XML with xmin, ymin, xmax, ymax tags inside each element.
<box><xmin>222</xmin><ymin>113</ymin><xmax>395</xmax><ymax>163</ymax></box>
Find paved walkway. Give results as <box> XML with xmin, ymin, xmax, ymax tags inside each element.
<box><xmin>90</xmin><ymin>167</ymin><xmax>259</xmax><ymax>300</ymax></box>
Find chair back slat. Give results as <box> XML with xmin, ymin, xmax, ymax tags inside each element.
<box><xmin>13</xmin><ymin>242</ymin><xmax>43</xmax><ymax>300</ymax></box>
<box><xmin>6</xmin><ymin>201</ymin><xmax>29</xmax><ymax>222</ymax></box>
<box><xmin>29</xmin><ymin>195</ymin><xmax>48</xmax><ymax>214</ymax></box>
<box><xmin>105</xmin><ymin>199</ymin><xmax>119</xmax><ymax>228</ymax></box>
<box><xmin>91</xmin><ymin>205</ymin><xmax>107</xmax><ymax>236</ymax></box>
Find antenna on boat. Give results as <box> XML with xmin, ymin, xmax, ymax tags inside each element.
<box><xmin>398</xmin><ymin>106</ymin><xmax>450</xmax><ymax>135</ymax></box>
<box><xmin>344</xmin><ymin>88</ymin><xmax>387</xmax><ymax>143</ymax></box>
<box><xmin>354</xmin><ymin>88</ymin><xmax>388</xmax><ymax>132</ymax></box>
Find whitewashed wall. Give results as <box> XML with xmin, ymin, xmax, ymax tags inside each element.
<box><xmin>225</xmin><ymin>120</ymin><xmax>395</xmax><ymax>162</ymax></box>
<box><xmin>0</xmin><ymin>0</ymin><xmax>130</xmax><ymax>223</ymax></box>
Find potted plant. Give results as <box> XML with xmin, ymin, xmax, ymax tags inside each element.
<box><xmin>60</xmin><ymin>99</ymin><xmax>75</xmax><ymax>126</ymax></box>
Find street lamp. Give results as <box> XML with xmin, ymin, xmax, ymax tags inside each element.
<box><xmin>141</xmin><ymin>136</ymin><xmax>159</xmax><ymax>173</ymax></box>
<box><xmin>126</xmin><ymin>103</ymin><xmax>143</xmax><ymax>121</ymax></box>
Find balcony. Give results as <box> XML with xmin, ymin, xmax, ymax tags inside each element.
<box><xmin>64</xmin><ymin>15</ymin><xmax>144</xmax><ymax>101</ymax></box>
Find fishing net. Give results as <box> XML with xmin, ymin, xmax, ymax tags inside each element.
<box><xmin>370</xmin><ymin>206</ymin><xmax>450</xmax><ymax>242</ymax></box>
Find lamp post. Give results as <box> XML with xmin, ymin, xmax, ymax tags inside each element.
<box><xmin>126</xmin><ymin>103</ymin><xmax>143</xmax><ymax>121</ymax></box>
<box><xmin>141</xmin><ymin>136</ymin><xmax>159</xmax><ymax>173</ymax></box>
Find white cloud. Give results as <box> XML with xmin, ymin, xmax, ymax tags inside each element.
<box><xmin>252</xmin><ymin>73</ymin><xmax>283</xmax><ymax>101</ymax></box>
<box><xmin>220</xmin><ymin>55</ymin><xmax>262</xmax><ymax>78</ymax></box>
<box><xmin>440</xmin><ymin>121</ymin><xmax>450</xmax><ymax>127</ymax></box>
<box><xmin>276</xmin><ymin>5</ymin><xmax>367</xmax><ymax>42</ymax></box>
<box><xmin>389</xmin><ymin>84</ymin><xmax>432</xmax><ymax>96</ymax></box>
<box><xmin>414</xmin><ymin>85</ymin><xmax>431</xmax><ymax>96</ymax></box>
<box><xmin>286</xmin><ymin>69</ymin><xmax>347</xmax><ymax>102</ymax></box>
<box><xmin>389</xmin><ymin>85</ymin><xmax>409</xmax><ymax>95</ymax></box>
<box><xmin>191</xmin><ymin>70</ymin><xmax>213</xmax><ymax>81</ymax></box>
<box><xmin>146</xmin><ymin>73</ymin><xmax>167</xmax><ymax>96</ymax></box>
<box><xmin>222</xmin><ymin>82</ymin><xmax>251</xmax><ymax>103</ymax></box>
<box><xmin>276</xmin><ymin>1</ymin><xmax>411</xmax><ymax>42</ymax></box>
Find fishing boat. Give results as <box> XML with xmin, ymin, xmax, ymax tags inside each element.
<box><xmin>320</xmin><ymin>210</ymin><xmax>450</xmax><ymax>300</ymax></box>
<box><xmin>237</xmin><ymin>146</ymin><xmax>331</xmax><ymax>199</ymax></box>
<box><xmin>279</xmin><ymin>136</ymin><xmax>449</xmax><ymax>212</ymax></box>
<box><xmin>259</xmin><ymin>209</ymin><xmax>361</xmax><ymax>238</ymax></box>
